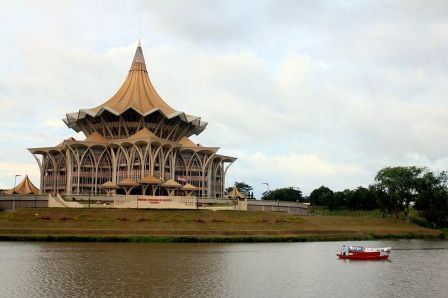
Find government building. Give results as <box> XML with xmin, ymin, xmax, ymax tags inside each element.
<box><xmin>29</xmin><ymin>42</ymin><xmax>236</xmax><ymax>198</ymax></box>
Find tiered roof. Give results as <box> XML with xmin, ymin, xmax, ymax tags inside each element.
<box><xmin>63</xmin><ymin>41</ymin><xmax>207</xmax><ymax>136</ymax></box>
<box><xmin>29</xmin><ymin>41</ymin><xmax>237</xmax><ymax>163</ymax></box>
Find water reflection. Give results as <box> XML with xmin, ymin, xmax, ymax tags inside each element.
<box><xmin>0</xmin><ymin>240</ymin><xmax>447</xmax><ymax>297</ymax></box>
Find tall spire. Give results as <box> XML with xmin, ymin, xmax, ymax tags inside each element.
<box><xmin>130</xmin><ymin>41</ymin><xmax>147</xmax><ymax>71</ymax></box>
<box><xmin>86</xmin><ymin>41</ymin><xmax>176</xmax><ymax>116</ymax></box>
<box><xmin>62</xmin><ymin>40</ymin><xmax>207</xmax><ymax>138</ymax></box>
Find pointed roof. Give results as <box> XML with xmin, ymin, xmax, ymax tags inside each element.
<box><xmin>138</xmin><ymin>175</ymin><xmax>162</xmax><ymax>184</ymax></box>
<box><xmin>99</xmin><ymin>181</ymin><xmax>119</xmax><ymax>189</ymax></box>
<box><xmin>118</xmin><ymin>178</ymin><xmax>139</xmax><ymax>187</ymax></box>
<box><xmin>178</xmin><ymin>136</ymin><xmax>198</xmax><ymax>147</ymax></box>
<box><xmin>181</xmin><ymin>183</ymin><xmax>198</xmax><ymax>191</ymax></box>
<box><xmin>4</xmin><ymin>175</ymin><xmax>39</xmax><ymax>195</ymax></box>
<box><xmin>84</xmin><ymin>132</ymin><xmax>108</xmax><ymax>143</ymax></box>
<box><xmin>55</xmin><ymin>137</ymin><xmax>76</xmax><ymax>148</ymax></box>
<box><xmin>129</xmin><ymin>127</ymin><xmax>157</xmax><ymax>140</ymax></box>
<box><xmin>227</xmin><ymin>187</ymin><xmax>245</xmax><ymax>200</ymax></box>
<box><xmin>161</xmin><ymin>179</ymin><xmax>181</xmax><ymax>188</ymax></box>
<box><xmin>63</xmin><ymin>42</ymin><xmax>207</xmax><ymax>136</ymax></box>
<box><xmin>92</xmin><ymin>43</ymin><xmax>176</xmax><ymax>116</ymax></box>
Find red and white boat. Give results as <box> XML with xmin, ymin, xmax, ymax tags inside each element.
<box><xmin>337</xmin><ymin>245</ymin><xmax>391</xmax><ymax>260</ymax></box>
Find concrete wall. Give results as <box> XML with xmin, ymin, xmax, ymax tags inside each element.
<box><xmin>0</xmin><ymin>195</ymin><xmax>48</xmax><ymax>210</ymax></box>
<box><xmin>247</xmin><ymin>200</ymin><xmax>308</xmax><ymax>215</ymax></box>
<box><xmin>48</xmin><ymin>195</ymin><xmax>83</xmax><ymax>208</ymax></box>
<box><xmin>113</xmin><ymin>195</ymin><xmax>197</xmax><ymax>209</ymax></box>
<box><xmin>0</xmin><ymin>195</ymin><xmax>307</xmax><ymax>215</ymax></box>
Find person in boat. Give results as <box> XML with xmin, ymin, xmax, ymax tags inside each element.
<box><xmin>342</xmin><ymin>245</ymin><xmax>349</xmax><ymax>255</ymax></box>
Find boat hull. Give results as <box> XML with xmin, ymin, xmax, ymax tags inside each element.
<box><xmin>337</xmin><ymin>253</ymin><xmax>389</xmax><ymax>260</ymax></box>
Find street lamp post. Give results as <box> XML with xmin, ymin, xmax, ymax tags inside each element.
<box><xmin>262</xmin><ymin>182</ymin><xmax>278</xmax><ymax>211</ymax></box>
<box><xmin>12</xmin><ymin>174</ymin><xmax>21</xmax><ymax>211</ymax></box>
<box><xmin>262</xmin><ymin>182</ymin><xmax>269</xmax><ymax>192</ymax></box>
<box><xmin>13</xmin><ymin>174</ymin><xmax>21</xmax><ymax>194</ymax></box>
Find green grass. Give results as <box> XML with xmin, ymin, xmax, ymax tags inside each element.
<box><xmin>0</xmin><ymin>208</ymin><xmax>443</xmax><ymax>242</ymax></box>
<box><xmin>309</xmin><ymin>207</ymin><xmax>390</xmax><ymax>217</ymax></box>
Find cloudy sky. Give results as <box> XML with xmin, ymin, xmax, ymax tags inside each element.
<box><xmin>1</xmin><ymin>0</ymin><xmax>448</xmax><ymax>197</ymax></box>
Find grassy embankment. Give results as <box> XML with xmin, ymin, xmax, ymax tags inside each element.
<box><xmin>0</xmin><ymin>208</ymin><xmax>444</xmax><ymax>242</ymax></box>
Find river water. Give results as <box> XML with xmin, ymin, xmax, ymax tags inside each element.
<box><xmin>0</xmin><ymin>240</ymin><xmax>446</xmax><ymax>297</ymax></box>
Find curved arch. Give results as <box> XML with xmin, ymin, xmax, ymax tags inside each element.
<box><xmin>96</xmin><ymin>149</ymin><xmax>113</xmax><ymax>194</ymax></box>
<box><xmin>214</xmin><ymin>161</ymin><xmax>224</xmax><ymax>197</ymax></box>
<box><xmin>66</xmin><ymin>145</ymin><xmax>81</xmax><ymax>194</ymax></box>
<box><xmin>152</xmin><ymin>145</ymin><xmax>163</xmax><ymax>180</ymax></box>
<box><xmin>187</xmin><ymin>152</ymin><xmax>203</xmax><ymax>191</ymax></box>
<box><xmin>162</xmin><ymin>146</ymin><xmax>174</xmax><ymax>181</ymax></box>
<box><xmin>129</xmin><ymin>144</ymin><xmax>144</xmax><ymax>181</ymax></box>
<box><xmin>116</xmin><ymin>146</ymin><xmax>130</xmax><ymax>182</ymax></box>
<box><xmin>55</xmin><ymin>153</ymin><xmax>67</xmax><ymax>194</ymax></box>
<box><xmin>174</xmin><ymin>152</ymin><xmax>187</xmax><ymax>184</ymax></box>
<box><xmin>186</xmin><ymin>152</ymin><xmax>203</xmax><ymax>170</ymax></box>
<box><xmin>142</xmin><ymin>143</ymin><xmax>152</xmax><ymax>176</ymax></box>
<box><xmin>42</xmin><ymin>153</ymin><xmax>56</xmax><ymax>194</ymax></box>
<box><xmin>79</xmin><ymin>149</ymin><xmax>96</xmax><ymax>194</ymax></box>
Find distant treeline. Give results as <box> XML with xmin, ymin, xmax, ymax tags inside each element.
<box><xmin>229</xmin><ymin>166</ymin><xmax>448</xmax><ymax>228</ymax></box>
<box><xmin>304</xmin><ymin>167</ymin><xmax>448</xmax><ymax>227</ymax></box>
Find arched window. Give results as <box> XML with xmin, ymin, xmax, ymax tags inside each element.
<box><xmin>214</xmin><ymin>161</ymin><xmax>223</xmax><ymax>198</ymax></box>
<box><xmin>97</xmin><ymin>151</ymin><xmax>112</xmax><ymax>194</ymax></box>
<box><xmin>143</xmin><ymin>145</ymin><xmax>151</xmax><ymax>176</ymax></box>
<box><xmin>163</xmin><ymin>149</ymin><xmax>173</xmax><ymax>182</ymax></box>
<box><xmin>175</xmin><ymin>154</ymin><xmax>187</xmax><ymax>184</ymax></box>
<box><xmin>79</xmin><ymin>150</ymin><xmax>95</xmax><ymax>194</ymax></box>
<box><xmin>189</xmin><ymin>154</ymin><xmax>202</xmax><ymax>189</ymax></box>
<box><xmin>55</xmin><ymin>153</ymin><xmax>66</xmax><ymax>194</ymax></box>
<box><xmin>43</xmin><ymin>155</ymin><xmax>55</xmax><ymax>194</ymax></box>
<box><xmin>116</xmin><ymin>148</ymin><xmax>129</xmax><ymax>182</ymax></box>
<box><xmin>129</xmin><ymin>146</ymin><xmax>143</xmax><ymax>181</ymax></box>
<box><xmin>153</xmin><ymin>148</ymin><xmax>162</xmax><ymax>180</ymax></box>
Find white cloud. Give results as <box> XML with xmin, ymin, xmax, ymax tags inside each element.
<box><xmin>1</xmin><ymin>1</ymin><xmax>448</xmax><ymax>196</ymax></box>
<box><xmin>0</xmin><ymin>162</ymin><xmax>40</xmax><ymax>189</ymax></box>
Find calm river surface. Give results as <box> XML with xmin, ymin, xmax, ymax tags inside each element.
<box><xmin>0</xmin><ymin>240</ymin><xmax>447</xmax><ymax>297</ymax></box>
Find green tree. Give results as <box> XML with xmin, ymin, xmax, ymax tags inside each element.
<box><xmin>414</xmin><ymin>171</ymin><xmax>448</xmax><ymax>227</ymax></box>
<box><xmin>331</xmin><ymin>189</ymin><xmax>350</xmax><ymax>210</ymax></box>
<box><xmin>374</xmin><ymin>166</ymin><xmax>425</xmax><ymax>221</ymax></box>
<box><xmin>309</xmin><ymin>186</ymin><xmax>334</xmax><ymax>206</ymax></box>
<box><xmin>225</xmin><ymin>181</ymin><xmax>253</xmax><ymax>198</ymax></box>
<box><xmin>261</xmin><ymin>187</ymin><xmax>303</xmax><ymax>202</ymax></box>
<box><xmin>345</xmin><ymin>186</ymin><xmax>378</xmax><ymax>210</ymax></box>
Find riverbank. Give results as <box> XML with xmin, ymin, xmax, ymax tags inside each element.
<box><xmin>0</xmin><ymin>208</ymin><xmax>444</xmax><ymax>242</ymax></box>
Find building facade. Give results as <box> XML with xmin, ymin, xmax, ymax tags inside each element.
<box><xmin>29</xmin><ymin>43</ymin><xmax>236</xmax><ymax>197</ymax></box>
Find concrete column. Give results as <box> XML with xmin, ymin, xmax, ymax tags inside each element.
<box><xmin>111</xmin><ymin>149</ymin><xmax>117</xmax><ymax>184</ymax></box>
<box><xmin>65</xmin><ymin>149</ymin><xmax>72</xmax><ymax>194</ymax></box>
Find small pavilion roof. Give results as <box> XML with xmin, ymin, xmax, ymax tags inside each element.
<box><xmin>3</xmin><ymin>175</ymin><xmax>39</xmax><ymax>195</ymax></box>
<box><xmin>161</xmin><ymin>179</ymin><xmax>181</xmax><ymax>188</ymax></box>
<box><xmin>178</xmin><ymin>137</ymin><xmax>198</xmax><ymax>147</ymax></box>
<box><xmin>227</xmin><ymin>187</ymin><xmax>245</xmax><ymax>199</ymax></box>
<box><xmin>118</xmin><ymin>178</ymin><xmax>139</xmax><ymax>187</ymax></box>
<box><xmin>129</xmin><ymin>127</ymin><xmax>157</xmax><ymax>140</ymax></box>
<box><xmin>181</xmin><ymin>183</ymin><xmax>198</xmax><ymax>191</ymax></box>
<box><xmin>54</xmin><ymin>137</ymin><xmax>76</xmax><ymax>148</ymax></box>
<box><xmin>177</xmin><ymin>137</ymin><xmax>221</xmax><ymax>154</ymax></box>
<box><xmin>84</xmin><ymin>132</ymin><xmax>108</xmax><ymax>143</ymax></box>
<box><xmin>138</xmin><ymin>175</ymin><xmax>162</xmax><ymax>184</ymax></box>
<box><xmin>99</xmin><ymin>181</ymin><xmax>119</xmax><ymax>189</ymax></box>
